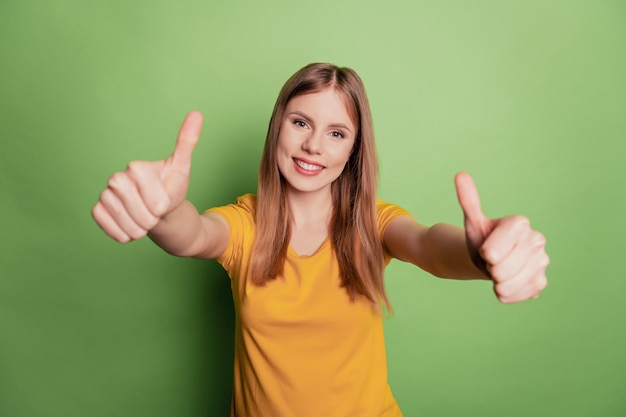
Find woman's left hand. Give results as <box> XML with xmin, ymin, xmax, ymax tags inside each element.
<box><xmin>454</xmin><ymin>172</ymin><xmax>550</xmax><ymax>303</ymax></box>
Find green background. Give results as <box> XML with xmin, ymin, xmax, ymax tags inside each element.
<box><xmin>1</xmin><ymin>0</ymin><xmax>624</xmax><ymax>416</ymax></box>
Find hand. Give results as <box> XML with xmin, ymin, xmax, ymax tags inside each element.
<box><xmin>92</xmin><ymin>111</ymin><xmax>204</xmax><ymax>243</ymax></box>
<box><xmin>454</xmin><ymin>172</ymin><xmax>549</xmax><ymax>303</ymax></box>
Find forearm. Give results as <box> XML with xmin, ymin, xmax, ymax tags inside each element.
<box><xmin>148</xmin><ymin>200</ymin><xmax>207</xmax><ymax>257</ymax></box>
<box><xmin>424</xmin><ymin>223</ymin><xmax>488</xmax><ymax>280</ymax></box>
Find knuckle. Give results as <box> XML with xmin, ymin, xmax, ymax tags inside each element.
<box><xmin>92</xmin><ymin>205</ymin><xmax>110</xmax><ymax>229</ymax></box>
<box><xmin>99</xmin><ymin>188</ymin><xmax>115</xmax><ymax>206</ymax></box>
<box><xmin>488</xmin><ymin>264</ymin><xmax>505</xmax><ymax>281</ymax></box>
<box><xmin>512</xmin><ymin>215</ymin><xmax>530</xmax><ymax>229</ymax></box>
<box><xmin>117</xmin><ymin>234</ymin><xmax>131</xmax><ymax>244</ymax></box>
<box><xmin>107</xmin><ymin>172</ymin><xmax>127</xmax><ymax>190</ymax></box>
<box><xmin>111</xmin><ymin>205</ymin><xmax>126</xmax><ymax>218</ymax></box>
<box><xmin>479</xmin><ymin>246</ymin><xmax>494</xmax><ymax>263</ymax></box>
<box><xmin>149</xmin><ymin>196</ymin><xmax>171</xmax><ymax>217</ymax></box>
<box><xmin>495</xmin><ymin>282</ymin><xmax>514</xmax><ymax>299</ymax></box>
<box><xmin>531</xmin><ymin>231</ymin><xmax>547</xmax><ymax>247</ymax></box>
<box><xmin>145</xmin><ymin>216</ymin><xmax>160</xmax><ymax>230</ymax></box>
<box><xmin>127</xmin><ymin>160</ymin><xmax>148</xmax><ymax>176</ymax></box>
<box><xmin>522</xmin><ymin>276</ymin><xmax>547</xmax><ymax>300</ymax></box>
<box><xmin>127</xmin><ymin>228</ymin><xmax>147</xmax><ymax>241</ymax></box>
<box><xmin>136</xmin><ymin>213</ymin><xmax>159</xmax><ymax>231</ymax></box>
<box><xmin>91</xmin><ymin>203</ymin><xmax>101</xmax><ymax>220</ymax></box>
<box><xmin>127</xmin><ymin>160</ymin><xmax>140</xmax><ymax>171</ymax></box>
<box><xmin>104</xmin><ymin>197</ymin><xmax>127</xmax><ymax>218</ymax></box>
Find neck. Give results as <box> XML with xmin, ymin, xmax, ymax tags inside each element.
<box><xmin>285</xmin><ymin>188</ymin><xmax>333</xmax><ymax>228</ymax></box>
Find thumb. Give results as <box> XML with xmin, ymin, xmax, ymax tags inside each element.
<box><xmin>454</xmin><ymin>172</ymin><xmax>489</xmax><ymax>231</ymax></box>
<box><xmin>169</xmin><ymin>110</ymin><xmax>204</xmax><ymax>173</ymax></box>
<box><xmin>161</xmin><ymin>111</ymin><xmax>203</xmax><ymax>206</ymax></box>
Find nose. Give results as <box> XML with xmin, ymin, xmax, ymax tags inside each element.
<box><xmin>302</xmin><ymin>131</ymin><xmax>322</xmax><ymax>154</ymax></box>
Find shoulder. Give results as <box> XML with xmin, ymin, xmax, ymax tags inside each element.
<box><xmin>233</xmin><ymin>194</ymin><xmax>257</xmax><ymax>216</ymax></box>
<box><xmin>376</xmin><ymin>199</ymin><xmax>413</xmax><ymax>232</ymax></box>
<box><xmin>232</xmin><ymin>193</ymin><xmax>257</xmax><ymax>213</ymax></box>
<box><xmin>203</xmin><ymin>194</ymin><xmax>257</xmax><ymax>270</ymax></box>
<box><xmin>203</xmin><ymin>194</ymin><xmax>257</xmax><ymax>236</ymax></box>
<box><xmin>206</xmin><ymin>194</ymin><xmax>256</xmax><ymax>218</ymax></box>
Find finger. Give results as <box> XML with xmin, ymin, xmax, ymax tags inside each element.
<box><xmin>91</xmin><ymin>201</ymin><xmax>131</xmax><ymax>243</ymax></box>
<box><xmin>488</xmin><ymin>230</ymin><xmax>546</xmax><ymax>285</ymax></box>
<box><xmin>487</xmin><ymin>246</ymin><xmax>530</xmax><ymax>285</ymax></box>
<box><xmin>493</xmin><ymin>251</ymin><xmax>549</xmax><ymax>303</ymax></box>
<box><xmin>107</xmin><ymin>170</ymin><xmax>161</xmax><ymax>231</ymax></box>
<box><xmin>127</xmin><ymin>160</ymin><xmax>171</xmax><ymax>217</ymax></box>
<box><xmin>98</xmin><ymin>187</ymin><xmax>149</xmax><ymax>241</ymax></box>
<box><xmin>496</xmin><ymin>272</ymin><xmax>548</xmax><ymax>304</ymax></box>
<box><xmin>170</xmin><ymin>110</ymin><xmax>203</xmax><ymax>172</ymax></box>
<box><xmin>454</xmin><ymin>172</ymin><xmax>488</xmax><ymax>226</ymax></box>
<box><xmin>480</xmin><ymin>215</ymin><xmax>531</xmax><ymax>265</ymax></box>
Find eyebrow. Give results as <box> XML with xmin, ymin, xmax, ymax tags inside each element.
<box><xmin>288</xmin><ymin>111</ymin><xmax>353</xmax><ymax>133</ymax></box>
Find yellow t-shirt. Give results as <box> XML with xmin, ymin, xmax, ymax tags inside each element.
<box><xmin>208</xmin><ymin>194</ymin><xmax>410</xmax><ymax>417</ymax></box>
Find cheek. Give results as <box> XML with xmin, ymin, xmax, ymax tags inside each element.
<box><xmin>331</xmin><ymin>147</ymin><xmax>354</xmax><ymax>171</ymax></box>
<box><xmin>343</xmin><ymin>140</ymin><xmax>356</xmax><ymax>162</ymax></box>
<box><xmin>276</xmin><ymin>132</ymin><xmax>290</xmax><ymax>154</ymax></box>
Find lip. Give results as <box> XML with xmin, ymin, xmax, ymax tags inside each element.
<box><xmin>292</xmin><ymin>157</ymin><xmax>325</xmax><ymax>176</ymax></box>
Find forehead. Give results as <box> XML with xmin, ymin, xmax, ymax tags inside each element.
<box><xmin>286</xmin><ymin>88</ymin><xmax>357</xmax><ymax>128</ymax></box>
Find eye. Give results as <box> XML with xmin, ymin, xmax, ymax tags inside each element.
<box><xmin>293</xmin><ymin>119</ymin><xmax>308</xmax><ymax>129</ymax></box>
<box><xmin>331</xmin><ymin>131</ymin><xmax>345</xmax><ymax>139</ymax></box>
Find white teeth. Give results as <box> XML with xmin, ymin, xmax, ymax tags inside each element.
<box><xmin>295</xmin><ymin>159</ymin><xmax>323</xmax><ymax>171</ymax></box>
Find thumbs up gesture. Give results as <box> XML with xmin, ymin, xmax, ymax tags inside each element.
<box><xmin>455</xmin><ymin>172</ymin><xmax>549</xmax><ymax>303</ymax></box>
<box><xmin>92</xmin><ymin>111</ymin><xmax>204</xmax><ymax>243</ymax></box>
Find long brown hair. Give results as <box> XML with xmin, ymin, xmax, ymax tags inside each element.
<box><xmin>251</xmin><ymin>63</ymin><xmax>390</xmax><ymax>311</ymax></box>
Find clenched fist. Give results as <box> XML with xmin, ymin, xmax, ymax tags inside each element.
<box><xmin>92</xmin><ymin>111</ymin><xmax>204</xmax><ymax>243</ymax></box>
<box><xmin>455</xmin><ymin>172</ymin><xmax>549</xmax><ymax>303</ymax></box>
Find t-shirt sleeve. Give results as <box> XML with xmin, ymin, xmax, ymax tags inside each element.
<box><xmin>376</xmin><ymin>199</ymin><xmax>413</xmax><ymax>263</ymax></box>
<box><xmin>204</xmin><ymin>194</ymin><xmax>256</xmax><ymax>274</ymax></box>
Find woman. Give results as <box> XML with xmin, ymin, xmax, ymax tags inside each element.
<box><xmin>92</xmin><ymin>63</ymin><xmax>549</xmax><ymax>416</ymax></box>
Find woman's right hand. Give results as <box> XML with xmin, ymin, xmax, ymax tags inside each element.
<box><xmin>92</xmin><ymin>111</ymin><xmax>204</xmax><ymax>243</ymax></box>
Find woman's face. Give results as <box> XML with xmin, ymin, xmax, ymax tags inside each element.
<box><xmin>276</xmin><ymin>88</ymin><xmax>356</xmax><ymax>197</ymax></box>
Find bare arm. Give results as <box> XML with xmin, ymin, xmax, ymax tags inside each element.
<box><xmin>148</xmin><ymin>201</ymin><xmax>228</xmax><ymax>259</ymax></box>
<box><xmin>383</xmin><ymin>172</ymin><xmax>549</xmax><ymax>303</ymax></box>
<box><xmin>383</xmin><ymin>217</ymin><xmax>486</xmax><ymax>279</ymax></box>
<box><xmin>92</xmin><ymin>111</ymin><xmax>229</xmax><ymax>260</ymax></box>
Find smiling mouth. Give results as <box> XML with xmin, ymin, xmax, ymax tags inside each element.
<box><xmin>294</xmin><ymin>158</ymin><xmax>324</xmax><ymax>171</ymax></box>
